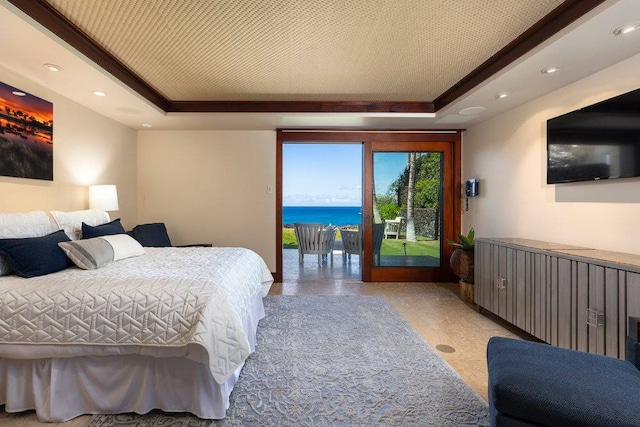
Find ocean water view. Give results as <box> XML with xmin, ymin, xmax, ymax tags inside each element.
<box><xmin>283</xmin><ymin>206</ymin><xmax>362</xmax><ymax>227</ymax></box>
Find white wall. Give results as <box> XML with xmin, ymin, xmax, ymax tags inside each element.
<box><xmin>462</xmin><ymin>52</ymin><xmax>640</xmax><ymax>255</ymax></box>
<box><xmin>137</xmin><ymin>131</ymin><xmax>276</xmax><ymax>270</ymax></box>
<box><xmin>0</xmin><ymin>66</ymin><xmax>138</xmax><ymax>228</ymax></box>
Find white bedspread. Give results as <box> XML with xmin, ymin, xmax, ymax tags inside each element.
<box><xmin>0</xmin><ymin>247</ymin><xmax>273</xmax><ymax>384</ymax></box>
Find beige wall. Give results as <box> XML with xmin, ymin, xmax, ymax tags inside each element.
<box><xmin>0</xmin><ymin>66</ymin><xmax>138</xmax><ymax>228</ymax></box>
<box><xmin>7</xmin><ymin>47</ymin><xmax>640</xmax><ymax>261</ymax></box>
<box><xmin>137</xmin><ymin>131</ymin><xmax>277</xmax><ymax>270</ymax></box>
<box><xmin>462</xmin><ymin>52</ymin><xmax>640</xmax><ymax>255</ymax></box>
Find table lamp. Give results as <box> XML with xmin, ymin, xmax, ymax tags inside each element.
<box><xmin>89</xmin><ymin>184</ymin><xmax>119</xmax><ymax>211</ymax></box>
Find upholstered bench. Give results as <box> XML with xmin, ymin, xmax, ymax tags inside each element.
<box><xmin>487</xmin><ymin>318</ymin><xmax>640</xmax><ymax>427</ymax></box>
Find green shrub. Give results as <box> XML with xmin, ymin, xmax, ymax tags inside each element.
<box><xmin>378</xmin><ymin>203</ymin><xmax>401</xmax><ymax>221</ymax></box>
<box><xmin>282</xmin><ymin>228</ymin><xmax>298</xmax><ymax>248</ymax></box>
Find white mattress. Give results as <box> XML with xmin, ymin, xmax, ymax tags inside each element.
<box><xmin>0</xmin><ymin>246</ymin><xmax>273</xmax><ymax>384</ymax></box>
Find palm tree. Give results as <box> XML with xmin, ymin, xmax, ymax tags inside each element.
<box><xmin>372</xmin><ymin>167</ymin><xmax>382</xmax><ymax>223</ymax></box>
<box><xmin>405</xmin><ymin>152</ymin><xmax>417</xmax><ymax>242</ymax></box>
<box><xmin>372</xmin><ymin>190</ymin><xmax>381</xmax><ymax>224</ymax></box>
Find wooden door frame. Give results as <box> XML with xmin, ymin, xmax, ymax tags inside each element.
<box><xmin>275</xmin><ymin>129</ymin><xmax>462</xmax><ymax>283</ymax></box>
<box><xmin>363</xmin><ymin>139</ymin><xmax>459</xmax><ymax>282</ymax></box>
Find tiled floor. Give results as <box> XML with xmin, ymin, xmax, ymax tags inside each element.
<box><xmin>0</xmin><ymin>249</ymin><xmax>532</xmax><ymax>426</ymax></box>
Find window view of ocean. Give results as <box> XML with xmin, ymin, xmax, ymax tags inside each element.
<box><xmin>283</xmin><ymin>206</ymin><xmax>362</xmax><ymax>227</ymax></box>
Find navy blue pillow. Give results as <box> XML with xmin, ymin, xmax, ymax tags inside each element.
<box><xmin>82</xmin><ymin>218</ymin><xmax>125</xmax><ymax>239</ymax></box>
<box><xmin>0</xmin><ymin>230</ymin><xmax>72</xmax><ymax>278</ymax></box>
<box><xmin>132</xmin><ymin>223</ymin><xmax>172</xmax><ymax>247</ymax></box>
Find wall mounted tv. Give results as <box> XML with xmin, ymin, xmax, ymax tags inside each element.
<box><xmin>546</xmin><ymin>87</ymin><xmax>640</xmax><ymax>184</ymax></box>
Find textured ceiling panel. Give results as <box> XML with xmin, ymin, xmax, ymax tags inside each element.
<box><xmin>44</xmin><ymin>0</ymin><xmax>564</xmax><ymax>102</ymax></box>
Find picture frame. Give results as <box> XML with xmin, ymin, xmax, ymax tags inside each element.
<box><xmin>0</xmin><ymin>81</ymin><xmax>53</xmax><ymax>181</ymax></box>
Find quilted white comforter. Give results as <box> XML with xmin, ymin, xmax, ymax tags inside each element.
<box><xmin>0</xmin><ymin>247</ymin><xmax>273</xmax><ymax>384</ymax></box>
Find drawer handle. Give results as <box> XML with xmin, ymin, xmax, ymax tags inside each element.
<box><xmin>587</xmin><ymin>308</ymin><xmax>605</xmax><ymax>327</ymax></box>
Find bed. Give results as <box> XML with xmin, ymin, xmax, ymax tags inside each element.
<box><xmin>0</xmin><ymin>210</ymin><xmax>273</xmax><ymax>422</ymax></box>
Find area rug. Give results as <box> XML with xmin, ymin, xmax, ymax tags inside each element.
<box><xmin>88</xmin><ymin>296</ymin><xmax>489</xmax><ymax>426</ymax></box>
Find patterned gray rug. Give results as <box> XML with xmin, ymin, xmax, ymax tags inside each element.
<box><xmin>88</xmin><ymin>296</ymin><xmax>489</xmax><ymax>426</ymax></box>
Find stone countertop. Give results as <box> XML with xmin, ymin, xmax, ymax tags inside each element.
<box><xmin>477</xmin><ymin>237</ymin><xmax>640</xmax><ymax>271</ymax></box>
<box><xmin>552</xmin><ymin>249</ymin><xmax>640</xmax><ymax>270</ymax></box>
<box><xmin>476</xmin><ymin>237</ymin><xmax>587</xmax><ymax>251</ymax></box>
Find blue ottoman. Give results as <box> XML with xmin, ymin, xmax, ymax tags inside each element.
<box><xmin>487</xmin><ymin>337</ymin><xmax>640</xmax><ymax>426</ymax></box>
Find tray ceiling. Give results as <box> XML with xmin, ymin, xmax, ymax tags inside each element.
<box><xmin>7</xmin><ymin>0</ymin><xmax>606</xmax><ymax>113</ymax></box>
<box><xmin>44</xmin><ymin>0</ymin><xmax>564</xmax><ymax>103</ymax></box>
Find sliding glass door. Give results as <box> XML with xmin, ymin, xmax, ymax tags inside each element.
<box><xmin>363</xmin><ymin>140</ymin><xmax>458</xmax><ymax>282</ymax></box>
<box><xmin>276</xmin><ymin>131</ymin><xmax>461</xmax><ymax>283</ymax></box>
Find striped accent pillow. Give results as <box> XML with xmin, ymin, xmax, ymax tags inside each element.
<box><xmin>59</xmin><ymin>234</ymin><xmax>145</xmax><ymax>270</ymax></box>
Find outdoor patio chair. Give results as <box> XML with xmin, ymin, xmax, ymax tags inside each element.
<box><xmin>294</xmin><ymin>222</ymin><xmax>336</xmax><ymax>265</ymax></box>
<box><xmin>372</xmin><ymin>223</ymin><xmax>385</xmax><ymax>266</ymax></box>
<box><xmin>384</xmin><ymin>216</ymin><xmax>403</xmax><ymax>239</ymax></box>
<box><xmin>340</xmin><ymin>226</ymin><xmax>361</xmax><ymax>264</ymax></box>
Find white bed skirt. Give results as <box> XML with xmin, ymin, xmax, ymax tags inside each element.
<box><xmin>0</xmin><ymin>294</ymin><xmax>265</xmax><ymax>422</ymax></box>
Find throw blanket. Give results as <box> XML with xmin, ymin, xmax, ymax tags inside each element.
<box><xmin>0</xmin><ymin>247</ymin><xmax>273</xmax><ymax>383</ymax></box>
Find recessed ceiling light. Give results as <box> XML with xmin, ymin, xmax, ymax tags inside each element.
<box><xmin>141</xmin><ymin>123</ymin><xmax>152</xmax><ymax>128</ymax></box>
<box><xmin>93</xmin><ymin>91</ymin><xmax>106</xmax><ymax>97</ymax></box>
<box><xmin>613</xmin><ymin>23</ymin><xmax>640</xmax><ymax>36</ymax></box>
<box><xmin>495</xmin><ymin>92</ymin><xmax>510</xmax><ymax>99</ymax></box>
<box><xmin>43</xmin><ymin>63</ymin><xmax>62</xmax><ymax>72</ymax></box>
<box><xmin>11</xmin><ymin>91</ymin><xmax>26</xmax><ymax>97</ymax></box>
<box><xmin>458</xmin><ymin>106</ymin><xmax>486</xmax><ymax>116</ymax></box>
<box><xmin>541</xmin><ymin>66</ymin><xmax>560</xmax><ymax>74</ymax></box>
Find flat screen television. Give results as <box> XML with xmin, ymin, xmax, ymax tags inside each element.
<box><xmin>546</xmin><ymin>87</ymin><xmax>640</xmax><ymax>184</ymax></box>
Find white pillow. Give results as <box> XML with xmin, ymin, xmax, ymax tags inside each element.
<box><xmin>0</xmin><ymin>211</ymin><xmax>55</xmax><ymax>275</ymax></box>
<box><xmin>58</xmin><ymin>234</ymin><xmax>145</xmax><ymax>270</ymax></box>
<box><xmin>49</xmin><ymin>209</ymin><xmax>110</xmax><ymax>240</ymax></box>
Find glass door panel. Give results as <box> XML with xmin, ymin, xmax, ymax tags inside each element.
<box><xmin>363</xmin><ymin>140</ymin><xmax>457</xmax><ymax>282</ymax></box>
<box><xmin>372</xmin><ymin>151</ymin><xmax>442</xmax><ymax>267</ymax></box>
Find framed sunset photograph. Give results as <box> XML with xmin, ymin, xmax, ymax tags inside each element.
<box><xmin>0</xmin><ymin>81</ymin><xmax>53</xmax><ymax>180</ymax></box>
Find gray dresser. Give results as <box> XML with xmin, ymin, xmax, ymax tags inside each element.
<box><xmin>475</xmin><ymin>238</ymin><xmax>640</xmax><ymax>359</ymax></box>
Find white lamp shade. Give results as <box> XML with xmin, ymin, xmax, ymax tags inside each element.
<box><xmin>89</xmin><ymin>185</ymin><xmax>119</xmax><ymax>211</ymax></box>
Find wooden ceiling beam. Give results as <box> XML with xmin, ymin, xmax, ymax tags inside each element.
<box><xmin>9</xmin><ymin>0</ymin><xmax>607</xmax><ymax>114</ymax></box>
<box><xmin>7</xmin><ymin>0</ymin><xmax>171</xmax><ymax>111</ymax></box>
<box><xmin>167</xmin><ymin>101</ymin><xmax>434</xmax><ymax>114</ymax></box>
<box><xmin>434</xmin><ymin>0</ymin><xmax>607</xmax><ymax>111</ymax></box>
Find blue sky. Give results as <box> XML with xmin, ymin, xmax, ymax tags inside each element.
<box><xmin>283</xmin><ymin>144</ymin><xmax>408</xmax><ymax>206</ymax></box>
<box><xmin>373</xmin><ymin>152</ymin><xmax>410</xmax><ymax>196</ymax></box>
